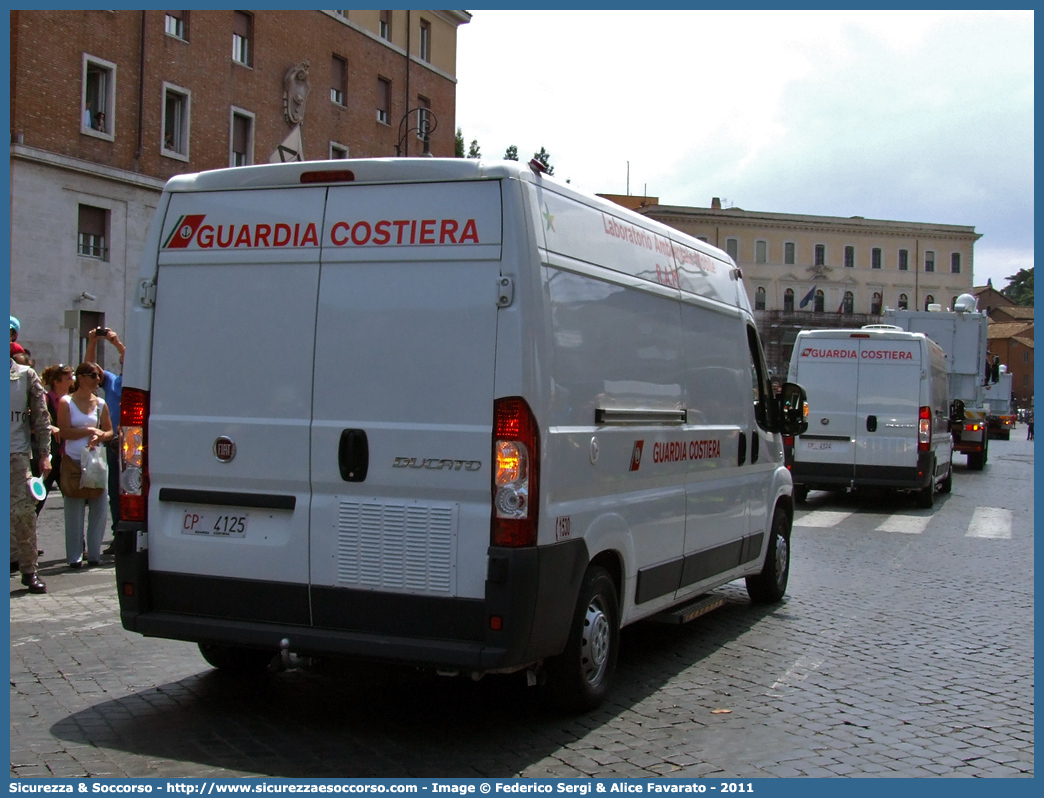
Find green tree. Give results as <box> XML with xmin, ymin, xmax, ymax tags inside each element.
<box><xmin>1001</xmin><ymin>267</ymin><xmax>1034</xmax><ymax>306</ymax></box>
<box><xmin>504</xmin><ymin>144</ymin><xmax>518</xmax><ymax>161</ymax></box>
<box><xmin>468</xmin><ymin>139</ymin><xmax>481</xmax><ymax>159</ymax></box>
<box><xmin>532</xmin><ymin>146</ymin><xmax>555</xmax><ymax>176</ymax></box>
<box><xmin>454</xmin><ymin>127</ymin><xmax>465</xmax><ymax>158</ymax></box>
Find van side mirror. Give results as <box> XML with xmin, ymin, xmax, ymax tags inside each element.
<box><xmin>776</xmin><ymin>382</ymin><xmax>808</xmax><ymax>436</ymax></box>
<box><xmin>950</xmin><ymin>399</ymin><xmax>966</xmax><ymax>424</ymax></box>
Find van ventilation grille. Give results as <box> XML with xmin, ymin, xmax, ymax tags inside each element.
<box><xmin>336</xmin><ymin>501</ymin><xmax>455</xmax><ymax>594</ymax></box>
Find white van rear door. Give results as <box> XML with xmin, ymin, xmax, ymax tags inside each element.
<box><xmin>308</xmin><ymin>181</ymin><xmax>503</xmax><ymax>615</ymax></box>
<box><xmin>794</xmin><ymin>344</ymin><xmax>859</xmax><ymax>469</ymax></box>
<box><xmin>147</xmin><ymin>187</ymin><xmax>326</xmax><ymax>589</ymax></box>
<box><xmin>854</xmin><ymin>338</ymin><xmax>922</xmax><ymax>469</ymax></box>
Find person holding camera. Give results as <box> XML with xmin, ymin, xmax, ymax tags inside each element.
<box><xmin>86</xmin><ymin>327</ymin><xmax>125</xmax><ymax>551</ymax></box>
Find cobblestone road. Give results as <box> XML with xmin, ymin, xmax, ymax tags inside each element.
<box><xmin>10</xmin><ymin>437</ymin><xmax>1034</xmax><ymax>779</ymax></box>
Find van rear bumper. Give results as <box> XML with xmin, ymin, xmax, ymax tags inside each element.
<box><xmin>114</xmin><ymin>532</ymin><xmax>588</xmax><ymax>672</ymax></box>
<box><xmin>792</xmin><ymin>456</ymin><xmax>933</xmax><ymax>490</ymax></box>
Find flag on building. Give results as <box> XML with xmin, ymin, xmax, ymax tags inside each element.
<box><xmin>799</xmin><ymin>285</ymin><xmax>817</xmax><ymax>308</ymax></box>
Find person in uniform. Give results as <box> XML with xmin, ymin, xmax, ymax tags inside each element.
<box><xmin>10</xmin><ymin>356</ymin><xmax>52</xmax><ymax>593</ymax></box>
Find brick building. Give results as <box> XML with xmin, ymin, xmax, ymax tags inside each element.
<box><xmin>10</xmin><ymin>9</ymin><xmax>470</xmax><ymax>368</ymax></box>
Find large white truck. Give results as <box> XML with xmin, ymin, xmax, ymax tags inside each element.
<box><xmin>883</xmin><ymin>294</ymin><xmax>993</xmax><ymax>470</ymax></box>
<box><xmin>112</xmin><ymin>158</ymin><xmax>808</xmax><ymax>710</ymax></box>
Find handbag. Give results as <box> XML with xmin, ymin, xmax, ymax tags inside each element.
<box><xmin>80</xmin><ymin>445</ymin><xmax>108</xmax><ymax>490</ymax></box>
<box><xmin>60</xmin><ymin>453</ymin><xmax>104</xmax><ymax>500</ymax></box>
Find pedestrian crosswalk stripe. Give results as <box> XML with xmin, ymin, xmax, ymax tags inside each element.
<box><xmin>794</xmin><ymin>505</ymin><xmax>1016</xmax><ymax>538</ymax></box>
<box><xmin>794</xmin><ymin>510</ymin><xmax>853</xmax><ymax>528</ymax></box>
<box><xmin>966</xmin><ymin>507</ymin><xmax>1013</xmax><ymax>539</ymax></box>
<box><xmin>875</xmin><ymin>514</ymin><xmax>932</xmax><ymax>535</ymax></box>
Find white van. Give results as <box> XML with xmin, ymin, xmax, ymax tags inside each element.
<box><xmin>786</xmin><ymin>326</ymin><xmax>952</xmax><ymax>508</ymax></box>
<box><xmin>114</xmin><ymin>158</ymin><xmax>808</xmax><ymax>710</ymax></box>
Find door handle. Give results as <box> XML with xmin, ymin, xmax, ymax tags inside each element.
<box><xmin>866</xmin><ymin>415</ymin><xmax>878</xmax><ymax>432</ymax></box>
<box><xmin>738</xmin><ymin>432</ymin><xmax>747</xmax><ymax>466</ymax></box>
<box><xmin>338</xmin><ymin>429</ymin><xmax>369</xmax><ymax>482</ymax></box>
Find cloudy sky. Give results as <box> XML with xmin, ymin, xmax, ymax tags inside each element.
<box><xmin>455</xmin><ymin>10</ymin><xmax>1034</xmax><ymax>290</ymax></box>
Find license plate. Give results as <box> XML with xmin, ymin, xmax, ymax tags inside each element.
<box><xmin>805</xmin><ymin>441</ymin><xmax>833</xmax><ymax>451</ymax></box>
<box><xmin>181</xmin><ymin>510</ymin><xmax>249</xmax><ymax>538</ymax></box>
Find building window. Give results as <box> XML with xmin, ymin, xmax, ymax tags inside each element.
<box><xmin>783</xmin><ymin>288</ymin><xmax>794</xmax><ymax>312</ymax></box>
<box><xmin>725</xmin><ymin>238</ymin><xmax>738</xmax><ymax>261</ymax></box>
<box><xmin>872</xmin><ymin>248</ymin><xmax>882</xmax><ymax>269</ymax></box>
<box><xmin>331</xmin><ymin>56</ymin><xmax>347</xmax><ymax>105</ymax></box>
<box><xmin>898</xmin><ymin>293</ymin><xmax>909</xmax><ymax>310</ymax></box>
<box><xmin>924</xmin><ymin>294</ymin><xmax>935</xmax><ymax>311</ymax></box>
<box><xmin>417</xmin><ymin>96</ymin><xmax>431</xmax><ymax>142</ymax></box>
<box><xmin>755</xmin><ymin>287</ymin><xmax>766</xmax><ymax>311</ymax></box>
<box><xmin>330</xmin><ymin>142</ymin><xmax>348</xmax><ymax>159</ymax></box>
<box><xmin>1024</xmin><ymin>350</ymin><xmax>1030</xmax><ymax>363</ymax></box>
<box><xmin>419</xmin><ymin>18</ymin><xmax>431</xmax><ymax>62</ymax></box>
<box><xmin>77</xmin><ymin>205</ymin><xmax>108</xmax><ymax>260</ymax></box>
<box><xmin>230</xmin><ymin>109</ymin><xmax>253</xmax><ymax>167</ymax></box>
<box><xmin>951</xmin><ymin>252</ymin><xmax>961</xmax><ymax>274</ymax></box>
<box><xmin>813</xmin><ymin>290</ymin><xmax>824</xmax><ymax>313</ymax></box>
<box><xmin>165</xmin><ymin>11</ymin><xmax>188</xmax><ymax>40</ymax></box>
<box><xmin>380</xmin><ymin>10</ymin><xmax>392</xmax><ymax>40</ymax></box>
<box><xmin>755</xmin><ymin>240</ymin><xmax>767</xmax><ymax>264</ymax></box>
<box><xmin>233</xmin><ymin>11</ymin><xmax>252</xmax><ymax>66</ymax></box>
<box><xmin>842</xmin><ymin>291</ymin><xmax>854</xmax><ymax>314</ymax></box>
<box><xmin>871</xmin><ymin>292</ymin><xmax>882</xmax><ymax>314</ymax></box>
<box><xmin>814</xmin><ymin>244</ymin><xmax>825</xmax><ymax>266</ymax></box>
<box><xmin>898</xmin><ymin>249</ymin><xmax>909</xmax><ymax>271</ymax></box>
<box><xmin>161</xmin><ymin>83</ymin><xmax>190</xmax><ymax>159</ymax></box>
<box><xmin>784</xmin><ymin>242</ymin><xmax>795</xmax><ymax>265</ymax></box>
<box><xmin>844</xmin><ymin>245</ymin><xmax>855</xmax><ymax>268</ymax></box>
<box><xmin>82</xmin><ymin>54</ymin><xmax>116</xmax><ymax>137</ymax></box>
<box><xmin>925</xmin><ymin>251</ymin><xmax>935</xmax><ymax>272</ymax></box>
<box><xmin>377</xmin><ymin>77</ymin><xmax>391</xmax><ymax>124</ymax></box>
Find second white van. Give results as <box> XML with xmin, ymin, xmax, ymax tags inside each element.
<box><xmin>786</xmin><ymin>326</ymin><xmax>953</xmax><ymax>508</ymax></box>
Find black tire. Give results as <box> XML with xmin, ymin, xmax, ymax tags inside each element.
<box><xmin>940</xmin><ymin>461</ymin><xmax>953</xmax><ymax>493</ymax></box>
<box><xmin>545</xmin><ymin>566</ymin><xmax>620</xmax><ymax>712</ymax></box>
<box><xmin>916</xmin><ymin>480</ymin><xmax>935</xmax><ymax>509</ymax></box>
<box><xmin>794</xmin><ymin>485</ymin><xmax>808</xmax><ymax>504</ymax></box>
<box><xmin>746</xmin><ymin>508</ymin><xmax>791</xmax><ymax>604</ymax></box>
<box><xmin>968</xmin><ymin>450</ymin><xmax>985</xmax><ymax>471</ymax></box>
<box><xmin>198</xmin><ymin>643</ymin><xmax>273</xmax><ymax>674</ymax></box>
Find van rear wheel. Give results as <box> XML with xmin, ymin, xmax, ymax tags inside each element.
<box><xmin>940</xmin><ymin>462</ymin><xmax>953</xmax><ymax>493</ymax></box>
<box><xmin>545</xmin><ymin>566</ymin><xmax>620</xmax><ymax>712</ymax></box>
<box><xmin>916</xmin><ymin>462</ymin><xmax>936</xmax><ymax>509</ymax></box>
<box><xmin>746</xmin><ymin>508</ymin><xmax>790</xmax><ymax>604</ymax></box>
<box><xmin>198</xmin><ymin>643</ymin><xmax>272</xmax><ymax>674</ymax></box>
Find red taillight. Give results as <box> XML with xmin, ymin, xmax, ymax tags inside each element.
<box><xmin>491</xmin><ymin>397</ymin><xmax>539</xmax><ymax>547</ymax></box>
<box><xmin>119</xmin><ymin>387</ymin><xmax>149</xmax><ymax>524</ymax></box>
<box><xmin>918</xmin><ymin>405</ymin><xmax>931</xmax><ymax>452</ymax></box>
<box><xmin>783</xmin><ymin>435</ymin><xmax>795</xmax><ymax>447</ymax></box>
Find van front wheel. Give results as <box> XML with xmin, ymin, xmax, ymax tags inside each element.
<box><xmin>546</xmin><ymin>566</ymin><xmax>620</xmax><ymax>712</ymax></box>
<box><xmin>746</xmin><ymin>509</ymin><xmax>791</xmax><ymax>604</ymax></box>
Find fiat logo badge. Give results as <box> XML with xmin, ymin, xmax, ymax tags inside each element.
<box><xmin>214</xmin><ymin>436</ymin><xmax>237</xmax><ymax>462</ymax></box>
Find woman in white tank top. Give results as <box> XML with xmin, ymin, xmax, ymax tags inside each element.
<box><xmin>57</xmin><ymin>363</ymin><xmax>113</xmax><ymax>567</ymax></box>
